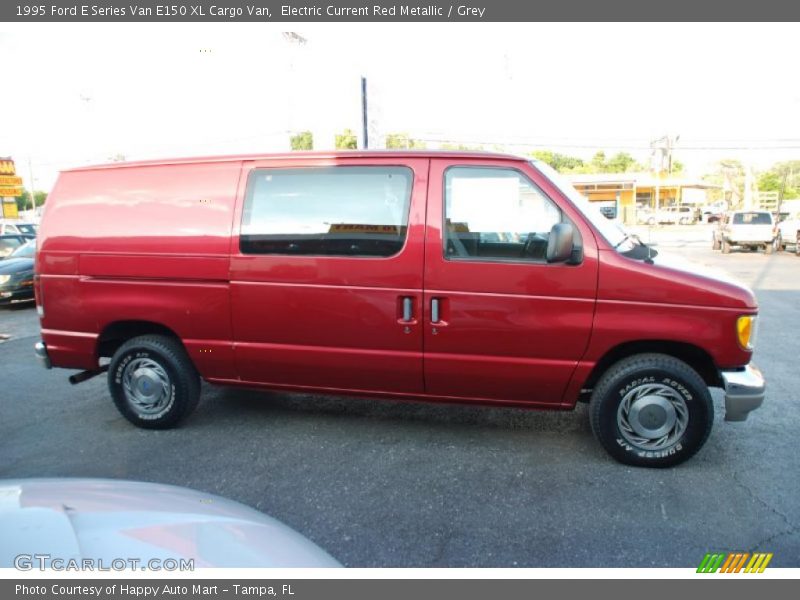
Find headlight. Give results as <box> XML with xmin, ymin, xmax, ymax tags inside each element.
<box><xmin>0</xmin><ymin>275</ymin><xmax>10</xmax><ymax>284</ymax></box>
<box><xmin>737</xmin><ymin>315</ymin><xmax>758</xmax><ymax>350</ymax></box>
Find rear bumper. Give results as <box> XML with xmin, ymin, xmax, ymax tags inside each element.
<box><xmin>722</xmin><ymin>364</ymin><xmax>765</xmax><ymax>422</ymax></box>
<box><xmin>34</xmin><ymin>341</ymin><xmax>51</xmax><ymax>370</ymax></box>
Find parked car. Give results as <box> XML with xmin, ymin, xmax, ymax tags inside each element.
<box><xmin>0</xmin><ymin>233</ymin><xmax>34</xmax><ymax>258</ymax></box>
<box><xmin>638</xmin><ymin>206</ymin><xmax>696</xmax><ymax>225</ymax></box>
<box><xmin>33</xmin><ymin>151</ymin><xmax>764</xmax><ymax>468</ymax></box>
<box><xmin>0</xmin><ymin>239</ymin><xmax>35</xmax><ymax>306</ymax></box>
<box><xmin>712</xmin><ymin>210</ymin><xmax>776</xmax><ymax>254</ymax></box>
<box><xmin>774</xmin><ymin>212</ymin><xmax>800</xmax><ymax>256</ymax></box>
<box><xmin>0</xmin><ymin>478</ymin><xmax>341</xmax><ymax>568</ymax></box>
<box><xmin>0</xmin><ymin>220</ymin><xmax>38</xmax><ymax>236</ymax></box>
<box><xmin>700</xmin><ymin>201</ymin><xmax>728</xmax><ymax>223</ymax></box>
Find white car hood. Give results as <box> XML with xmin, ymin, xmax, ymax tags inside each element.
<box><xmin>0</xmin><ymin>478</ymin><xmax>341</xmax><ymax>568</ymax></box>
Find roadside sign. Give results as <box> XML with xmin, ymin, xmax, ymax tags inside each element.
<box><xmin>0</xmin><ymin>176</ymin><xmax>23</xmax><ymax>186</ymax></box>
<box><xmin>0</xmin><ymin>186</ymin><xmax>23</xmax><ymax>197</ymax></box>
<box><xmin>2</xmin><ymin>198</ymin><xmax>19</xmax><ymax>218</ymax></box>
<box><xmin>0</xmin><ymin>159</ymin><xmax>15</xmax><ymax>175</ymax></box>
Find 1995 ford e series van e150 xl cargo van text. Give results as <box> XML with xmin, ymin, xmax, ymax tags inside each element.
<box><xmin>33</xmin><ymin>151</ymin><xmax>765</xmax><ymax>467</ymax></box>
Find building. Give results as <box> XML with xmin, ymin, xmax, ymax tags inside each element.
<box><xmin>567</xmin><ymin>172</ymin><xmax>720</xmax><ymax>224</ymax></box>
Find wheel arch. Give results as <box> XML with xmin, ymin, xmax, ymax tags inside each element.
<box><xmin>580</xmin><ymin>340</ymin><xmax>723</xmax><ymax>398</ymax></box>
<box><xmin>96</xmin><ymin>320</ymin><xmax>185</xmax><ymax>360</ymax></box>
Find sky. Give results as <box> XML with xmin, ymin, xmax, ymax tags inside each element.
<box><xmin>1</xmin><ymin>22</ymin><xmax>800</xmax><ymax>191</ymax></box>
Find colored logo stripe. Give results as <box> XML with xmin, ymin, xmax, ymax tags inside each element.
<box><xmin>697</xmin><ymin>552</ymin><xmax>773</xmax><ymax>573</ymax></box>
<box><xmin>745</xmin><ymin>553</ymin><xmax>773</xmax><ymax>573</ymax></box>
<box><xmin>697</xmin><ymin>553</ymin><xmax>725</xmax><ymax>573</ymax></box>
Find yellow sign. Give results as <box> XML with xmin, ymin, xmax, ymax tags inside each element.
<box><xmin>0</xmin><ymin>186</ymin><xmax>23</xmax><ymax>197</ymax></box>
<box><xmin>2</xmin><ymin>198</ymin><xmax>19</xmax><ymax>219</ymax></box>
<box><xmin>0</xmin><ymin>176</ymin><xmax>22</xmax><ymax>186</ymax></box>
<box><xmin>0</xmin><ymin>160</ymin><xmax>15</xmax><ymax>175</ymax></box>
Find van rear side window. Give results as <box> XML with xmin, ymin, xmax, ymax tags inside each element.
<box><xmin>240</xmin><ymin>166</ymin><xmax>413</xmax><ymax>257</ymax></box>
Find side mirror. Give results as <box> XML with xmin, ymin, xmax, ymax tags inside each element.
<box><xmin>546</xmin><ymin>223</ymin><xmax>575</xmax><ymax>263</ymax></box>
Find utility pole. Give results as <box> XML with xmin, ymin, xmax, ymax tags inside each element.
<box><xmin>361</xmin><ymin>76</ymin><xmax>369</xmax><ymax>149</ymax></box>
<box><xmin>650</xmin><ymin>134</ymin><xmax>680</xmax><ymax>215</ymax></box>
<box><xmin>777</xmin><ymin>168</ymin><xmax>788</xmax><ymax>216</ymax></box>
<box><xmin>27</xmin><ymin>157</ymin><xmax>36</xmax><ymax>216</ymax></box>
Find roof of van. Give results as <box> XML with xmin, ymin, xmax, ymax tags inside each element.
<box><xmin>64</xmin><ymin>150</ymin><xmax>526</xmax><ymax>172</ymax></box>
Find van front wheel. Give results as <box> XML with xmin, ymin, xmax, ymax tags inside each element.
<box><xmin>108</xmin><ymin>335</ymin><xmax>200</xmax><ymax>429</ymax></box>
<box><xmin>589</xmin><ymin>354</ymin><xmax>713</xmax><ymax>467</ymax></box>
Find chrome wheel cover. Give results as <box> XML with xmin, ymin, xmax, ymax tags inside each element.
<box><xmin>617</xmin><ymin>383</ymin><xmax>689</xmax><ymax>451</ymax></box>
<box><xmin>122</xmin><ymin>358</ymin><xmax>171</xmax><ymax>415</ymax></box>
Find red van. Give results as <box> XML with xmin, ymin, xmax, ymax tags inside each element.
<box><xmin>33</xmin><ymin>151</ymin><xmax>764</xmax><ymax>467</ymax></box>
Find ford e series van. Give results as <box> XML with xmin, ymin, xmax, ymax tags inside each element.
<box><xmin>33</xmin><ymin>151</ymin><xmax>765</xmax><ymax>467</ymax></box>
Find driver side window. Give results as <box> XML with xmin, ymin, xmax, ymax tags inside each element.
<box><xmin>444</xmin><ymin>166</ymin><xmax>562</xmax><ymax>262</ymax></box>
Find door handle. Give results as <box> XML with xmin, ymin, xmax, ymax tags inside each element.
<box><xmin>431</xmin><ymin>298</ymin><xmax>441</xmax><ymax>324</ymax></box>
<box><xmin>402</xmin><ymin>296</ymin><xmax>413</xmax><ymax>322</ymax></box>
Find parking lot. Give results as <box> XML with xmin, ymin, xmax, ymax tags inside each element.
<box><xmin>1</xmin><ymin>225</ymin><xmax>798</xmax><ymax>568</ymax></box>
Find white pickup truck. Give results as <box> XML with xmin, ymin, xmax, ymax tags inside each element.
<box><xmin>713</xmin><ymin>210</ymin><xmax>776</xmax><ymax>254</ymax></box>
<box><xmin>775</xmin><ymin>213</ymin><xmax>800</xmax><ymax>256</ymax></box>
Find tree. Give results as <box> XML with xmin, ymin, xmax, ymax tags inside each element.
<box><xmin>591</xmin><ymin>151</ymin><xmax>607</xmax><ymax>170</ymax></box>
<box><xmin>13</xmin><ymin>190</ymin><xmax>47</xmax><ymax>212</ymax></box>
<box><xmin>758</xmin><ymin>160</ymin><xmax>800</xmax><ymax>201</ymax></box>
<box><xmin>290</xmin><ymin>131</ymin><xmax>313</xmax><ymax>151</ymax></box>
<box><xmin>335</xmin><ymin>129</ymin><xmax>358</xmax><ymax>150</ymax></box>
<box><xmin>385</xmin><ymin>133</ymin><xmax>426</xmax><ymax>150</ymax></box>
<box><xmin>530</xmin><ymin>150</ymin><xmax>584</xmax><ymax>172</ymax></box>
<box><xmin>605</xmin><ymin>152</ymin><xmax>641</xmax><ymax>173</ymax></box>
<box><xmin>704</xmin><ymin>160</ymin><xmax>745</xmax><ymax>207</ymax></box>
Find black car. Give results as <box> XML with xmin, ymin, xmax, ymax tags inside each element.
<box><xmin>0</xmin><ymin>234</ymin><xmax>35</xmax><ymax>259</ymax></box>
<box><xmin>0</xmin><ymin>239</ymin><xmax>35</xmax><ymax>306</ymax></box>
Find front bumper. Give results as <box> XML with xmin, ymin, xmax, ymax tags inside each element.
<box><xmin>0</xmin><ymin>287</ymin><xmax>34</xmax><ymax>305</ymax></box>
<box><xmin>722</xmin><ymin>364</ymin><xmax>765</xmax><ymax>422</ymax></box>
<box><xmin>34</xmin><ymin>341</ymin><xmax>51</xmax><ymax>370</ymax></box>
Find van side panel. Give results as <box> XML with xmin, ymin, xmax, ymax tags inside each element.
<box><xmin>38</xmin><ymin>161</ymin><xmax>242</xmax><ymax>377</ymax></box>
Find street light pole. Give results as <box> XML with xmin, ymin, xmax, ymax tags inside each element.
<box><xmin>361</xmin><ymin>76</ymin><xmax>369</xmax><ymax>149</ymax></box>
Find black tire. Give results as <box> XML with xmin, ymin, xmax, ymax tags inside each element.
<box><xmin>721</xmin><ymin>239</ymin><xmax>731</xmax><ymax>254</ymax></box>
<box><xmin>589</xmin><ymin>353</ymin><xmax>713</xmax><ymax>468</ymax></box>
<box><xmin>108</xmin><ymin>335</ymin><xmax>200</xmax><ymax>429</ymax></box>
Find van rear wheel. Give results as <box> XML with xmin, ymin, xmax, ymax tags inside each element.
<box><xmin>108</xmin><ymin>335</ymin><xmax>200</xmax><ymax>429</ymax></box>
<box><xmin>589</xmin><ymin>354</ymin><xmax>713</xmax><ymax>467</ymax></box>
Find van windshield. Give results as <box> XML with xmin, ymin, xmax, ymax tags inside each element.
<box><xmin>529</xmin><ymin>159</ymin><xmax>630</xmax><ymax>250</ymax></box>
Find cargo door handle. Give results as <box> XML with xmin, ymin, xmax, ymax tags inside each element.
<box><xmin>431</xmin><ymin>298</ymin><xmax>441</xmax><ymax>324</ymax></box>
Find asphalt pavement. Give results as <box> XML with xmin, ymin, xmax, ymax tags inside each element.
<box><xmin>1</xmin><ymin>227</ymin><xmax>798</xmax><ymax>567</ymax></box>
